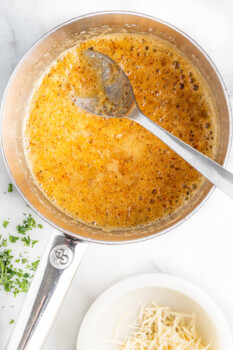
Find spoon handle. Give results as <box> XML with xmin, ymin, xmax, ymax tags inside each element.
<box><xmin>131</xmin><ymin>111</ymin><xmax>233</xmax><ymax>199</ymax></box>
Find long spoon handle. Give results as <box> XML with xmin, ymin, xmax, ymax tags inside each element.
<box><xmin>131</xmin><ymin>110</ymin><xmax>233</xmax><ymax>199</ymax></box>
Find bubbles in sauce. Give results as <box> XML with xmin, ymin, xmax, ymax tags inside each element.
<box><xmin>25</xmin><ymin>33</ymin><xmax>218</xmax><ymax>229</ymax></box>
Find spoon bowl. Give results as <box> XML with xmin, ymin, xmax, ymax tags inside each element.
<box><xmin>71</xmin><ymin>50</ymin><xmax>135</xmax><ymax>117</ymax></box>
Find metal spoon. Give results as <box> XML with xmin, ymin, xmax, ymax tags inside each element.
<box><xmin>71</xmin><ymin>50</ymin><xmax>233</xmax><ymax>199</ymax></box>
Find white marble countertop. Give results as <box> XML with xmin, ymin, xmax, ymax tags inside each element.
<box><xmin>0</xmin><ymin>0</ymin><xmax>233</xmax><ymax>349</ymax></box>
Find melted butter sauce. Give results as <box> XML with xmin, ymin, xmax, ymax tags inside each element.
<box><xmin>25</xmin><ymin>33</ymin><xmax>218</xmax><ymax>229</ymax></box>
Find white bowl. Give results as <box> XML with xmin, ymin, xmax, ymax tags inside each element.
<box><xmin>77</xmin><ymin>273</ymin><xmax>232</xmax><ymax>350</ymax></box>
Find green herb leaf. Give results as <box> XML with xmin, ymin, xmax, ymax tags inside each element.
<box><xmin>16</xmin><ymin>214</ymin><xmax>36</xmax><ymax>235</ymax></box>
<box><xmin>9</xmin><ymin>235</ymin><xmax>19</xmax><ymax>243</ymax></box>
<box><xmin>31</xmin><ymin>240</ymin><xmax>38</xmax><ymax>248</ymax></box>
<box><xmin>9</xmin><ymin>319</ymin><xmax>14</xmax><ymax>324</ymax></box>
<box><xmin>37</xmin><ymin>224</ymin><xmax>43</xmax><ymax>229</ymax></box>
<box><xmin>3</xmin><ymin>221</ymin><xmax>9</xmax><ymax>228</ymax></box>
<box><xmin>0</xmin><ymin>259</ymin><xmax>4</xmax><ymax>284</ymax></box>
<box><xmin>30</xmin><ymin>260</ymin><xmax>40</xmax><ymax>271</ymax></box>
<box><xmin>1</xmin><ymin>239</ymin><xmax>7</xmax><ymax>247</ymax></box>
<box><xmin>8</xmin><ymin>184</ymin><xmax>13</xmax><ymax>192</ymax></box>
<box><xmin>21</xmin><ymin>236</ymin><xmax>31</xmax><ymax>247</ymax></box>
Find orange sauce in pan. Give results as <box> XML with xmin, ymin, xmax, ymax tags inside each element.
<box><xmin>25</xmin><ymin>33</ymin><xmax>218</xmax><ymax>229</ymax></box>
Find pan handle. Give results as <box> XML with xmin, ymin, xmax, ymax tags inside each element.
<box><xmin>6</xmin><ymin>229</ymin><xmax>88</xmax><ymax>350</ymax></box>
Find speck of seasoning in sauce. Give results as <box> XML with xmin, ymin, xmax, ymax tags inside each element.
<box><xmin>204</xmin><ymin>122</ymin><xmax>211</xmax><ymax>129</ymax></box>
<box><xmin>173</xmin><ymin>61</ymin><xmax>180</xmax><ymax>69</ymax></box>
<box><xmin>192</xmin><ymin>84</ymin><xmax>199</xmax><ymax>91</ymax></box>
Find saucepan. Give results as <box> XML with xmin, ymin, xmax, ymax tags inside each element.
<box><xmin>1</xmin><ymin>11</ymin><xmax>231</xmax><ymax>350</ymax></box>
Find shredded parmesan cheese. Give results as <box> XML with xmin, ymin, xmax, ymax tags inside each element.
<box><xmin>115</xmin><ymin>302</ymin><xmax>211</xmax><ymax>350</ymax></box>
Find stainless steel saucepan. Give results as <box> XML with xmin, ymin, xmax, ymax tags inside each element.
<box><xmin>1</xmin><ymin>11</ymin><xmax>231</xmax><ymax>350</ymax></box>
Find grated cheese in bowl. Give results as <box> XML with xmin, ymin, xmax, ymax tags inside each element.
<box><xmin>114</xmin><ymin>302</ymin><xmax>211</xmax><ymax>350</ymax></box>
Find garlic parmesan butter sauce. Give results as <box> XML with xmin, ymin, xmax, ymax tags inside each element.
<box><xmin>24</xmin><ymin>33</ymin><xmax>218</xmax><ymax>230</ymax></box>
